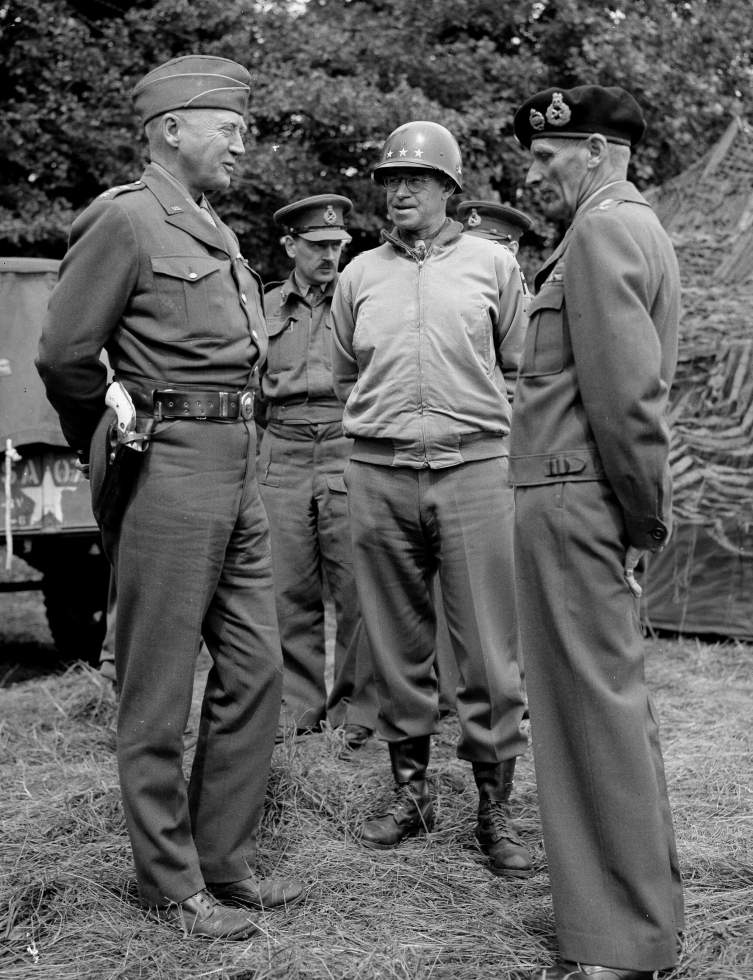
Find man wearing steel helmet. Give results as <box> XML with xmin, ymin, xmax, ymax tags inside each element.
<box><xmin>330</xmin><ymin>121</ymin><xmax>531</xmax><ymax>878</ymax></box>
<box><xmin>509</xmin><ymin>85</ymin><xmax>684</xmax><ymax>978</ymax></box>
<box><xmin>37</xmin><ymin>55</ymin><xmax>303</xmax><ymax>940</ymax></box>
<box><xmin>257</xmin><ymin>194</ymin><xmax>377</xmax><ymax>748</ymax></box>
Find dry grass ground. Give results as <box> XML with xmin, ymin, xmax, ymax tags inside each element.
<box><xmin>0</xmin><ymin>584</ymin><xmax>751</xmax><ymax>979</ymax></box>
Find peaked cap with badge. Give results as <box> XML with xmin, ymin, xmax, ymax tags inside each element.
<box><xmin>513</xmin><ymin>84</ymin><xmax>646</xmax><ymax>151</ymax></box>
<box><xmin>273</xmin><ymin>194</ymin><xmax>353</xmax><ymax>243</ymax></box>
<box><xmin>456</xmin><ymin>201</ymin><xmax>534</xmax><ymax>244</ymax></box>
<box><xmin>132</xmin><ymin>54</ymin><xmax>251</xmax><ymax>125</ymax></box>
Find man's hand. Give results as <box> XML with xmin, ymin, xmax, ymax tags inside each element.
<box><xmin>624</xmin><ymin>545</ymin><xmax>646</xmax><ymax>598</ymax></box>
<box><xmin>75</xmin><ymin>451</ymin><xmax>90</xmax><ymax>480</ymax></box>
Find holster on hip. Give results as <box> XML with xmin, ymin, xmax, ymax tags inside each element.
<box><xmin>91</xmin><ymin>414</ymin><xmax>153</xmax><ymax>530</ymax></box>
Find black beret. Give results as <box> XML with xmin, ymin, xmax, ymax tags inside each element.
<box><xmin>513</xmin><ymin>85</ymin><xmax>646</xmax><ymax>150</ymax></box>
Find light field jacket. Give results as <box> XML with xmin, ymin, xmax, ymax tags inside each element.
<box><xmin>330</xmin><ymin>219</ymin><xmax>527</xmax><ymax>469</ymax></box>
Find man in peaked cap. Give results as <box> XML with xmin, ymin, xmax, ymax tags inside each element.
<box><xmin>257</xmin><ymin>194</ymin><xmax>378</xmax><ymax>750</ymax></box>
<box><xmin>508</xmin><ymin>84</ymin><xmax>684</xmax><ymax>978</ymax></box>
<box><xmin>37</xmin><ymin>55</ymin><xmax>303</xmax><ymax>940</ymax></box>
<box><xmin>330</xmin><ymin>121</ymin><xmax>531</xmax><ymax>879</ymax></box>
<box><xmin>456</xmin><ymin>200</ymin><xmax>534</xmax><ymax>255</ymax></box>
<box><xmin>457</xmin><ymin>198</ymin><xmax>534</xmax><ymax>301</ymax></box>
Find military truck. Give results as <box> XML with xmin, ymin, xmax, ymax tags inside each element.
<box><xmin>0</xmin><ymin>256</ymin><xmax>109</xmax><ymax>662</ymax></box>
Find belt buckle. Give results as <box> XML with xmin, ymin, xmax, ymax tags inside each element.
<box><xmin>240</xmin><ymin>391</ymin><xmax>254</xmax><ymax>420</ymax></box>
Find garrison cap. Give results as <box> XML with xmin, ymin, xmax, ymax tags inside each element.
<box><xmin>273</xmin><ymin>194</ymin><xmax>353</xmax><ymax>243</ymax></box>
<box><xmin>456</xmin><ymin>200</ymin><xmax>534</xmax><ymax>243</ymax></box>
<box><xmin>132</xmin><ymin>55</ymin><xmax>251</xmax><ymax>125</ymax></box>
<box><xmin>513</xmin><ymin>85</ymin><xmax>646</xmax><ymax>150</ymax></box>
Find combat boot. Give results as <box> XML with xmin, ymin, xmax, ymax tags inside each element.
<box><xmin>360</xmin><ymin>735</ymin><xmax>434</xmax><ymax>849</ymax></box>
<box><xmin>472</xmin><ymin>758</ymin><xmax>532</xmax><ymax>878</ymax></box>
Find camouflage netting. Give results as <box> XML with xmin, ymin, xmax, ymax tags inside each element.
<box><xmin>646</xmin><ymin>114</ymin><xmax>753</xmax><ymax>558</ymax></box>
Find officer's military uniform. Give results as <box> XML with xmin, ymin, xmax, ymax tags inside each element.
<box><xmin>258</xmin><ymin>196</ymin><xmax>377</xmax><ymax>733</ymax></box>
<box><xmin>37</xmin><ymin>58</ymin><xmax>284</xmax><ymax>912</ymax></box>
<box><xmin>510</xmin><ymin>86</ymin><xmax>684</xmax><ymax>974</ymax></box>
<box><xmin>331</xmin><ymin>122</ymin><xmax>531</xmax><ymax>876</ymax></box>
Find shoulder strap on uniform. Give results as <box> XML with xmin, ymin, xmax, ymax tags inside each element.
<box><xmin>96</xmin><ymin>180</ymin><xmax>145</xmax><ymax>201</ymax></box>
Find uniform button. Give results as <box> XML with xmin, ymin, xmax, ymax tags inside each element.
<box><xmin>188</xmin><ymin>272</ymin><xmax>197</xmax><ymax>279</ymax></box>
<box><xmin>241</xmin><ymin>292</ymin><xmax>247</xmax><ymax>303</ymax></box>
<box><xmin>651</xmin><ymin>526</ymin><xmax>666</xmax><ymax>540</ymax></box>
<box><xmin>252</xmin><ymin>330</ymin><xmax>259</xmax><ymax>340</ymax></box>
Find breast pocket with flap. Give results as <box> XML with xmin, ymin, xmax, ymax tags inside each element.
<box><xmin>265</xmin><ymin>313</ymin><xmax>301</xmax><ymax>374</ymax></box>
<box><xmin>151</xmin><ymin>255</ymin><xmax>223</xmax><ymax>334</ymax></box>
<box><xmin>519</xmin><ymin>282</ymin><xmax>566</xmax><ymax>377</ymax></box>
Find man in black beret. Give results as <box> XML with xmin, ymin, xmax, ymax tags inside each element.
<box><xmin>508</xmin><ymin>85</ymin><xmax>684</xmax><ymax>978</ymax></box>
<box><xmin>257</xmin><ymin>194</ymin><xmax>377</xmax><ymax>749</ymax></box>
<box><xmin>37</xmin><ymin>55</ymin><xmax>303</xmax><ymax>940</ymax></box>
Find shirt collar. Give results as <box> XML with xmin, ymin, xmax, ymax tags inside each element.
<box><xmin>150</xmin><ymin>160</ymin><xmax>212</xmax><ymax>217</ymax></box>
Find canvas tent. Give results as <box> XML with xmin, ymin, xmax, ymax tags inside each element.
<box><xmin>641</xmin><ymin>113</ymin><xmax>753</xmax><ymax>640</ymax></box>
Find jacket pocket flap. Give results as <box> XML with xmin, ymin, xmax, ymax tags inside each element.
<box><xmin>151</xmin><ymin>256</ymin><xmax>223</xmax><ymax>282</ymax></box>
<box><xmin>265</xmin><ymin>314</ymin><xmax>296</xmax><ymax>337</ymax></box>
<box><xmin>326</xmin><ymin>474</ymin><xmax>347</xmax><ymax>494</ymax></box>
<box><xmin>528</xmin><ymin>283</ymin><xmax>564</xmax><ymax>316</ymax></box>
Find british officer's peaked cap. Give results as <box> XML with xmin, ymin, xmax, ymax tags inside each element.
<box><xmin>456</xmin><ymin>200</ymin><xmax>534</xmax><ymax>243</ymax></box>
<box><xmin>273</xmin><ymin>194</ymin><xmax>353</xmax><ymax>243</ymax></box>
<box><xmin>513</xmin><ymin>85</ymin><xmax>646</xmax><ymax>150</ymax></box>
<box><xmin>132</xmin><ymin>55</ymin><xmax>251</xmax><ymax>125</ymax></box>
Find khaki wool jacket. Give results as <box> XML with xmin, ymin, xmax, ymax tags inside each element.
<box><xmin>37</xmin><ymin>163</ymin><xmax>266</xmax><ymax>456</ymax></box>
<box><xmin>510</xmin><ymin>180</ymin><xmax>680</xmax><ymax>552</ymax></box>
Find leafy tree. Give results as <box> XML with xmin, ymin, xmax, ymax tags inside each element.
<box><xmin>1</xmin><ymin>0</ymin><xmax>751</xmax><ymax>280</ymax></box>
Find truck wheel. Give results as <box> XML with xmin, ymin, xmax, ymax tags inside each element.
<box><xmin>42</xmin><ymin>565</ymin><xmax>108</xmax><ymax>665</ymax></box>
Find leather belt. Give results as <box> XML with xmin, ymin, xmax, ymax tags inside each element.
<box><xmin>152</xmin><ymin>388</ymin><xmax>254</xmax><ymax>420</ymax></box>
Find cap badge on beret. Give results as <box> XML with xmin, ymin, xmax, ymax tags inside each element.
<box><xmin>546</xmin><ymin>92</ymin><xmax>572</xmax><ymax>126</ymax></box>
<box><xmin>467</xmin><ymin>208</ymin><xmax>482</xmax><ymax>228</ymax></box>
<box><xmin>323</xmin><ymin>205</ymin><xmax>337</xmax><ymax>225</ymax></box>
<box><xmin>530</xmin><ymin>108</ymin><xmax>545</xmax><ymax>131</ymax></box>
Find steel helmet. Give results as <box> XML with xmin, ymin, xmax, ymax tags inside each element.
<box><xmin>372</xmin><ymin>120</ymin><xmax>463</xmax><ymax>191</ymax></box>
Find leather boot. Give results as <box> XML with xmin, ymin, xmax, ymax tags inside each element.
<box><xmin>360</xmin><ymin>735</ymin><xmax>434</xmax><ymax>849</ymax></box>
<box><xmin>472</xmin><ymin>758</ymin><xmax>532</xmax><ymax>878</ymax></box>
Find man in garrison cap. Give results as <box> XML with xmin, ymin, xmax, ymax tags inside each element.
<box><xmin>37</xmin><ymin>55</ymin><xmax>303</xmax><ymax>940</ymax></box>
<box><xmin>508</xmin><ymin>84</ymin><xmax>684</xmax><ymax>979</ymax></box>
<box><xmin>257</xmin><ymin>194</ymin><xmax>377</xmax><ymax>751</ymax></box>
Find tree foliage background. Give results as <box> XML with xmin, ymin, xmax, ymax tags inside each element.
<box><xmin>1</xmin><ymin>0</ymin><xmax>752</xmax><ymax>280</ymax></box>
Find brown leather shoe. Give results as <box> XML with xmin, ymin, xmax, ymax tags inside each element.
<box><xmin>533</xmin><ymin>963</ymin><xmax>656</xmax><ymax>979</ymax></box>
<box><xmin>209</xmin><ymin>873</ymin><xmax>305</xmax><ymax>910</ymax></box>
<box><xmin>360</xmin><ymin>782</ymin><xmax>434</xmax><ymax>849</ymax></box>
<box><xmin>161</xmin><ymin>889</ymin><xmax>258</xmax><ymax>940</ymax></box>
